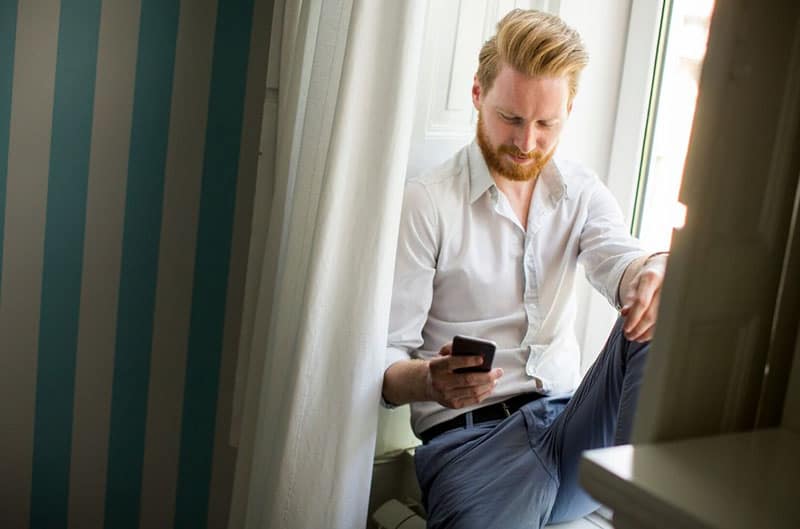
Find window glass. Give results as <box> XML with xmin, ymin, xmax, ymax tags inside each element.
<box><xmin>634</xmin><ymin>0</ymin><xmax>716</xmax><ymax>251</ymax></box>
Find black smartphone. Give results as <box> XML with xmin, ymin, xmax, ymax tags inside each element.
<box><xmin>452</xmin><ymin>335</ymin><xmax>496</xmax><ymax>373</ymax></box>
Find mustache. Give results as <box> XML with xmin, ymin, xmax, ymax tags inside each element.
<box><xmin>497</xmin><ymin>145</ymin><xmax>542</xmax><ymax>160</ymax></box>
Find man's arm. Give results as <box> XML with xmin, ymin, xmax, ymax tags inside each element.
<box><xmin>577</xmin><ymin>180</ymin><xmax>668</xmax><ymax>342</ymax></box>
<box><xmin>382</xmin><ymin>359</ymin><xmax>431</xmax><ymax>406</ymax></box>
<box><xmin>383</xmin><ymin>180</ymin><xmax>438</xmax><ymax>405</ymax></box>
<box><xmin>617</xmin><ymin>252</ymin><xmax>668</xmax><ymax>342</ymax></box>
<box><xmin>384</xmin><ymin>181</ymin><xmax>503</xmax><ymax>409</ymax></box>
<box><xmin>383</xmin><ymin>346</ymin><xmax>503</xmax><ymax>409</ymax></box>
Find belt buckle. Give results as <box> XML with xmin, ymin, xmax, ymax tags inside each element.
<box><xmin>501</xmin><ymin>401</ymin><xmax>511</xmax><ymax>417</ymax></box>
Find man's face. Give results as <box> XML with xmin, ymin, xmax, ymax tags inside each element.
<box><xmin>472</xmin><ymin>64</ymin><xmax>571</xmax><ymax>182</ymax></box>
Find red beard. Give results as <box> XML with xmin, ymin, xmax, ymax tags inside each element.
<box><xmin>476</xmin><ymin>113</ymin><xmax>555</xmax><ymax>182</ymax></box>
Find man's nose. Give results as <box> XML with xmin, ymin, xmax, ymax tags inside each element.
<box><xmin>514</xmin><ymin>123</ymin><xmax>540</xmax><ymax>154</ymax></box>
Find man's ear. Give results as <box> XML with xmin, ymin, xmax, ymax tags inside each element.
<box><xmin>472</xmin><ymin>76</ymin><xmax>481</xmax><ymax>111</ymax></box>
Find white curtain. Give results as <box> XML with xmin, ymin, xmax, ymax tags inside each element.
<box><xmin>228</xmin><ymin>1</ymin><xmax>426</xmax><ymax>528</ymax></box>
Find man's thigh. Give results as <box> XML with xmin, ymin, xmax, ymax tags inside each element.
<box><xmin>544</xmin><ymin>317</ymin><xmax>649</xmax><ymax>523</ymax></box>
<box><xmin>414</xmin><ymin>403</ymin><xmax>564</xmax><ymax>529</ymax></box>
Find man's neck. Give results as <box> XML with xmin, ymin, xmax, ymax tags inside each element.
<box><xmin>493</xmin><ymin>173</ymin><xmax>537</xmax><ymax>201</ymax></box>
<box><xmin>492</xmin><ymin>172</ymin><xmax>537</xmax><ymax>229</ymax></box>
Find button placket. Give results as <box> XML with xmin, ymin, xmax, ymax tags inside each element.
<box><xmin>521</xmin><ymin>183</ymin><xmax>562</xmax><ymax>350</ymax></box>
<box><xmin>521</xmin><ymin>228</ymin><xmax>541</xmax><ymax>347</ymax></box>
<box><xmin>493</xmin><ymin>188</ymin><xmax>525</xmax><ymax>232</ymax></box>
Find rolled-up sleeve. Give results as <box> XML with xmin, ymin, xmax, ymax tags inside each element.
<box><xmin>577</xmin><ymin>181</ymin><xmax>645</xmax><ymax>307</ymax></box>
<box><xmin>385</xmin><ymin>180</ymin><xmax>439</xmax><ymax>371</ymax></box>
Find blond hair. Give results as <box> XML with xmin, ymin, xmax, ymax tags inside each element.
<box><xmin>477</xmin><ymin>9</ymin><xmax>588</xmax><ymax>101</ymax></box>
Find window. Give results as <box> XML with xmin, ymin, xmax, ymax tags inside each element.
<box><xmin>577</xmin><ymin>0</ymin><xmax>717</xmax><ymax>363</ymax></box>
<box><xmin>632</xmin><ymin>0</ymin><xmax>716</xmax><ymax>251</ymax></box>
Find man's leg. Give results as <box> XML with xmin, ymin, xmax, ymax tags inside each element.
<box><xmin>413</xmin><ymin>317</ymin><xmax>648</xmax><ymax>528</ymax></box>
<box><xmin>536</xmin><ymin>316</ymin><xmax>650</xmax><ymax>523</ymax></box>
<box><xmin>414</xmin><ymin>413</ymin><xmax>560</xmax><ymax>529</ymax></box>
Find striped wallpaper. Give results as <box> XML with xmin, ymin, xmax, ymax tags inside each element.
<box><xmin>0</xmin><ymin>0</ymin><xmax>269</xmax><ymax>528</ymax></box>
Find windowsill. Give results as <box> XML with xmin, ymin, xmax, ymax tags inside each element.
<box><xmin>579</xmin><ymin>428</ymin><xmax>800</xmax><ymax>529</ymax></box>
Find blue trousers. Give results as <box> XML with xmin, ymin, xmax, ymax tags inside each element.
<box><xmin>413</xmin><ymin>317</ymin><xmax>649</xmax><ymax>529</ymax></box>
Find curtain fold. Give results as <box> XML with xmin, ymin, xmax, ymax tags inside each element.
<box><xmin>228</xmin><ymin>1</ymin><xmax>426</xmax><ymax>527</ymax></box>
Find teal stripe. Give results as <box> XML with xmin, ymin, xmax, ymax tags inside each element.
<box><xmin>104</xmin><ymin>1</ymin><xmax>180</xmax><ymax>528</ymax></box>
<box><xmin>30</xmin><ymin>2</ymin><xmax>102</xmax><ymax>527</ymax></box>
<box><xmin>174</xmin><ymin>0</ymin><xmax>254</xmax><ymax>526</ymax></box>
<box><xmin>0</xmin><ymin>0</ymin><xmax>18</xmax><ymax>301</ymax></box>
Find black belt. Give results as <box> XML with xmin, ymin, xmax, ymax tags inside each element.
<box><xmin>420</xmin><ymin>392</ymin><xmax>544</xmax><ymax>444</ymax></box>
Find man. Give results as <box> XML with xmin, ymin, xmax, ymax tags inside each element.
<box><xmin>382</xmin><ymin>9</ymin><xmax>667</xmax><ymax>529</ymax></box>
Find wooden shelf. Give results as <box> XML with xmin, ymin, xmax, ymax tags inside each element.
<box><xmin>579</xmin><ymin>428</ymin><xmax>800</xmax><ymax>529</ymax></box>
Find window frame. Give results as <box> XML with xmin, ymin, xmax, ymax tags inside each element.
<box><xmin>605</xmin><ymin>0</ymin><xmax>668</xmax><ymax>224</ymax></box>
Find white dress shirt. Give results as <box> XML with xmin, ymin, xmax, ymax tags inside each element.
<box><xmin>386</xmin><ymin>141</ymin><xmax>645</xmax><ymax>435</ymax></box>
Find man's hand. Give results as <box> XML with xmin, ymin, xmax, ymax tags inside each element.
<box><xmin>619</xmin><ymin>253</ymin><xmax>668</xmax><ymax>342</ymax></box>
<box><xmin>426</xmin><ymin>343</ymin><xmax>504</xmax><ymax>409</ymax></box>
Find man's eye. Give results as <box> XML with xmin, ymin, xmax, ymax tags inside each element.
<box><xmin>501</xmin><ymin>114</ymin><xmax>521</xmax><ymax>124</ymax></box>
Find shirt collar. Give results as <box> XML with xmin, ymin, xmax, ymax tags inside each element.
<box><xmin>540</xmin><ymin>157</ymin><xmax>569</xmax><ymax>205</ymax></box>
<box><xmin>467</xmin><ymin>140</ymin><xmax>495</xmax><ymax>204</ymax></box>
<box><xmin>467</xmin><ymin>139</ymin><xmax>569</xmax><ymax>205</ymax></box>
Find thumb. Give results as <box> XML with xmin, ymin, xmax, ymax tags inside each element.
<box><xmin>439</xmin><ymin>343</ymin><xmax>452</xmax><ymax>356</ymax></box>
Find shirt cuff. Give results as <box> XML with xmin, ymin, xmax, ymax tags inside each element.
<box><xmin>380</xmin><ymin>395</ymin><xmax>399</xmax><ymax>409</ymax></box>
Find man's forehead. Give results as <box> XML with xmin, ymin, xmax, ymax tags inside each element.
<box><xmin>483</xmin><ymin>69</ymin><xmax>570</xmax><ymax>113</ymax></box>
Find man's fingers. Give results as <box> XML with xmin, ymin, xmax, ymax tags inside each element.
<box><xmin>442</xmin><ymin>353</ymin><xmax>486</xmax><ymax>372</ymax></box>
<box><xmin>448</xmin><ymin>367</ymin><xmax>504</xmax><ymax>390</ymax></box>
<box><xmin>446</xmin><ymin>381</ymin><xmax>498</xmax><ymax>409</ymax></box>
<box><xmin>429</xmin><ymin>345</ymin><xmax>505</xmax><ymax>408</ymax></box>
<box><xmin>628</xmin><ymin>318</ymin><xmax>655</xmax><ymax>342</ymax></box>
<box><xmin>434</xmin><ymin>365</ymin><xmax>502</xmax><ymax>392</ymax></box>
<box><xmin>626</xmin><ymin>289</ymin><xmax>660</xmax><ymax>342</ymax></box>
<box><xmin>623</xmin><ymin>271</ymin><xmax>661</xmax><ymax>334</ymax></box>
<box><xmin>623</xmin><ymin>283</ymin><xmax>654</xmax><ymax>326</ymax></box>
<box><xmin>631</xmin><ymin>325</ymin><xmax>655</xmax><ymax>342</ymax></box>
<box><xmin>428</xmin><ymin>352</ymin><xmax>477</xmax><ymax>374</ymax></box>
<box><xmin>438</xmin><ymin>343</ymin><xmax>452</xmax><ymax>356</ymax></box>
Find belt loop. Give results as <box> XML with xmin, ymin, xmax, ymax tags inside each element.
<box><xmin>465</xmin><ymin>411</ymin><xmax>474</xmax><ymax>428</ymax></box>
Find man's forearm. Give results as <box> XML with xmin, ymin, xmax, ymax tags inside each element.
<box><xmin>382</xmin><ymin>359</ymin><xmax>431</xmax><ymax>406</ymax></box>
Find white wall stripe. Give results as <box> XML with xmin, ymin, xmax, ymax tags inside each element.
<box><xmin>207</xmin><ymin>0</ymin><xmax>272</xmax><ymax>525</ymax></box>
<box><xmin>67</xmin><ymin>1</ymin><xmax>141</xmax><ymax>528</ymax></box>
<box><xmin>137</xmin><ymin>1</ymin><xmax>218</xmax><ymax>527</ymax></box>
<box><xmin>0</xmin><ymin>1</ymin><xmax>60</xmax><ymax>527</ymax></box>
